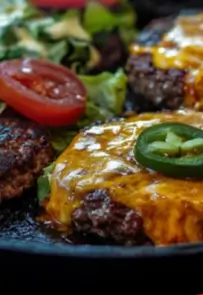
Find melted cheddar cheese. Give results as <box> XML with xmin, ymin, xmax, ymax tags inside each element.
<box><xmin>47</xmin><ymin>109</ymin><xmax>203</xmax><ymax>245</ymax></box>
<box><xmin>130</xmin><ymin>13</ymin><xmax>203</xmax><ymax>109</ymax></box>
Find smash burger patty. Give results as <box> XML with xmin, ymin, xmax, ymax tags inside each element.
<box><xmin>46</xmin><ymin>109</ymin><xmax>203</xmax><ymax>246</ymax></box>
<box><xmin>0</xmin><ymin>112</ymin><xmax>53</xmax><ymax>200</ymax></box>
<box><xmin>125</xmin><ymin>12</ymin><xmax>203</xmax><ymax>111</ymax></box>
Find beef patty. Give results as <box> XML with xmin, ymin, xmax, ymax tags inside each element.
<box><xmin>125</xmin><ymin>11</ymin><xmax>203</xmax><ymax>111</ymax></box>
<box><xmin>47</xmin><ymin>109</ymin><xmax>203</xmax><ymax>246</ymax></box>
<box><xmin>126</xmin><ymin>53</ymin><xmax>186</xmax><ymax>111</ymax></box>
<box><xmin>0</xmin><ymin>112</ymin><xmax>53</xmax><ymax>200</ymax></box>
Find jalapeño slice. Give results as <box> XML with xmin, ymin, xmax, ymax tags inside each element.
<box><xmin>134</xmin><ymin>122</ymin><xmax>203</xmax><ymax>179</ymax></box>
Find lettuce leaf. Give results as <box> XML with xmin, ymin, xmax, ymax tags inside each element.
<box><xmin>83</xmin><ymin>1</ymin><xmax>137</xmax><ymax>47</ymax></box>
<box><xmin>0</xmin><ymin>0</ymin><xmax>137</xmax><ymax>72</ymax></box>
<box><xmin>78</xmin><ymin>68</ymin><xmax>127</xmax><ymax>125</ymax></box>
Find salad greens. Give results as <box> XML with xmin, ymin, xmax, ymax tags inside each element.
<box><xmin>0</xmin><ymin>0</ymin><xmax>136</xmax><ymax>73</ymax></box>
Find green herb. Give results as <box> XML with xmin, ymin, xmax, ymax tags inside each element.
<box><xmin>83</xmin><ymin>1</ymin><xmax>137</xmax><ymax>47</ymax></box>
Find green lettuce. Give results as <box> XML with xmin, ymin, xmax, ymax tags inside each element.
<box><xmin>83</xmin><ymin>1</ymin><xmax>137</xmax><ymax>47</ymax></box>
<box><xmin>0</xmin><ymin>0</ymin><xmax>136</xmax><ymax>73</ymax></box>
<box><xmin>78</xmin><ymin>68</ymin><xmax>127</xmax><ymax>124</ymax></box>
<box><xmin>37</xmin><ymin>68</ymin><xmax>127</xmax><ymax>202</ymax></box>
<box><xmin>0</xmin><ymin>1</ymin><xmax>99</xmax><ymax>73</ymax></box>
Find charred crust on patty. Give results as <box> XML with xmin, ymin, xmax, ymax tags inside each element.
<box><xmin>72</xmin><ymin>189</ymin><xmax>153</xmax><ymax>246</ymax></box>
<box><xmin>0</xmin><ymin>114</ymin><xmax>53</xmax><ymax>200</ymax></box>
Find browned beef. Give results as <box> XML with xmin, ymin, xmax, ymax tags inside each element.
<box><xmin>72</xmin><ymin>190</ymin><xmax>153</xmax><ymax>246</ymax></box>
<box><xmin>126</xmin><ymin>53</ymin><xmax>186</xmax><ymax>110</ymax></box>
<box><xmin>125</xmin><ymin>17</ymin><xmax>186</xmax><ymax>111</ymax></box>
<box><xmin>0</xmin><ymin>113</ymin><xmax>53</xmax><ymax>200</ymax></box>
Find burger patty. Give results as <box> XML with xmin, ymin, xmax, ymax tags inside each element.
<box><xmin>125</xmin><ymin>12</ymin><xmax>203</xmax><ymax>111</ymax></box>
<box><xmin>125</xmin><ymin>16</ymin><xmax>185</xmax><ymax>111</ymax></box>
<box><xmin>0</xmin><ymin>112</ymin><xmax>53</xmax><ymax>200</ymax></box>
<box><xmin>47</xmin><ymin>109</ymin><xmax>203</xmax><ymax>246</ymax></box>
<box><xmin>126</xmin><ymin>53</ymin><xmax>186</xmax><ymax>111</ymax></box>
<box><xmin>72</xmin><ymin>189</ymin><xmax>153</xmax><ymax>246</ymax></box>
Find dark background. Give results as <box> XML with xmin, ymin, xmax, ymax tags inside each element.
<box><xmin>131</xmin><ymin>0</ymin><xmax>203</xmax><ymax>27</ymax></box>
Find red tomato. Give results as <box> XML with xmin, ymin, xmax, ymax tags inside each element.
<box><xmin>0</xmin><ymin>59</ymin><xmax>86</xmax><ymax>126</ymax></box>
<box><xmin>31</xmin><ymin>0</ymin><xmax>118</xmax><ymax>8</ymax></box>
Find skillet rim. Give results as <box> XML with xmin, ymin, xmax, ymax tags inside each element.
<box><xmin>0</xmin><ymin>238</ymin><xmax>203</xmax><ymax>258</ymax></box>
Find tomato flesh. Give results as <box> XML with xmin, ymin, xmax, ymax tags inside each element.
<box><xmin>12</xmin><ymin>73</ymin><xmax>79</xmax><ymax>100</ymax></box>
<box><xmin>0</xmin><ymin>59</ymin><xmax>86</xmax><ymax>126</ymax></box>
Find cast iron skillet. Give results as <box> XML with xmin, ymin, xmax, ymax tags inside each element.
<box><xmin>0</xmin><ymin>98</ymin><xmax>202</xmax><ymax>294</ymax></box>
<box><xmin>1</xmin><ymin>3</ymin><xmax>203</xmax><ymax>294</ymax></box>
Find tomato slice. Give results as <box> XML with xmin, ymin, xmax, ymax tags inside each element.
<box><xmin>0</xmin><ymin>58</ymin><xmax>86</xmax><ymax>126</ymax></box>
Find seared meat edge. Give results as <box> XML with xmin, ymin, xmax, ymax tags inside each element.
<box><xmin>0</xmin><ymin>114</ymin><xmax>53</xmax><ymax>200</ymax></box>
<box><xmin>72</xmin><ymin>190</ymin><xmax>153</xmax><ymax>246</ymax></box>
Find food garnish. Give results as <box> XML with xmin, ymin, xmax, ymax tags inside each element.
<box><xmin>134</xmin><ymin>122</ymin><xmax>203</xmax><ymax>178</ymax></box>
